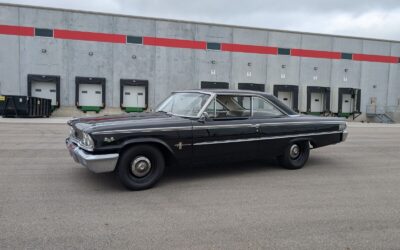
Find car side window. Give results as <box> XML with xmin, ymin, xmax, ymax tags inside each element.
<box><xmin>205</xmin><ymin>95</ymin><xmax>251</xmax><ymax>119</ymax></box>
<box><xmin>252</xmin><ymin>96</ymin><xmax>285</xmax><ymax>117</ymax></box>
<box><xmin>205</xmin><ymin>99</ymin><xmax>228</xmax><ymax>118</ymax></box>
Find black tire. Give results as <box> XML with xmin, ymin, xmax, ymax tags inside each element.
<box><xmin>117</xmin><ymin>145</ymin><xmax>165</xmax><ymax>190</ymax></box>
<box><xmin>278</xmin><ymin>141</ymin><xmax>310</xmax><ymax>170</ymax></box>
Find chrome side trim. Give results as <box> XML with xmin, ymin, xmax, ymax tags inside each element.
<box><xmin>92</xmin><ymin>126</ymin><xmax>193</xmax><ymax>135</ymax></box>
<box><xmin>92</xmin><ymin>121</ymin><xmax>345</xmax><ymax>135</ymax></box>
<box><xmin>257</xmin><ymin>121</ymin><xmax>346</xmax><ymax>127</ymax></box>
<box><xmin>194</xmin><ymin>123</ymin><xmax>255</xmax><ymax>130</ymax></box>
<box><xmin>193</xmin><ymin>130</ymin><xmax>343</xmax><ymax>146</ymax></box>
<box><xmin>193</xmin><ymin>121</ymin><xmax>344</xmax><ymax>130</ymax></box>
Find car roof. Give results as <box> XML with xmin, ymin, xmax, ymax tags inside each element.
<box><xmin>175</xmin><ymin>89</ymin><xmax>273</xmax><ymax>96</ymax></box>
<box><xmin>172</xmin><ymin>89</ymin><xmax>297</xmax><ymax>115</ymax></box>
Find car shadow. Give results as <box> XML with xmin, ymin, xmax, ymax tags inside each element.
<box><xmin>73</xmin><ymin>158</ymin><xmax>283</xmax><ymax>191</ymax></box>
<box><xmin>75</xmin><ymin>156</ymin><xmax>338</xmax><ymax>191</ymax></box>
<box><xmin>160</xmin><ymin>158</ymin><xmax>282</xmax><ymax>185</ymax></box>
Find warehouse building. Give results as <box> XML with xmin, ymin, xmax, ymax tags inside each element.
<box><xmin>0</xmin><ymin>3</ymin><xmax>399</xmax><ymax>121</ymax></box>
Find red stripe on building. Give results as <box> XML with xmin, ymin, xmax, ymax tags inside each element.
<box><xmin>353</xmin><ymin>54</ymin><xmax>398</xmax><ymax>63</ymax></box>
<box><xmin>291</xmin><ymin>49</ymin><xmax>341</xmax><ymax>59</ymax></box>
<box><xmin>54</xmin><ymin>29</ymin><xmax>126</xmax><ymax>43</ymax></box>
<box><xmin>0</xmin><ymin>24</ymin><xmax>34</xmax><ymax>36</ymax></box>
<box><xmin>143</xmin><ymin>37</ymin><xmax>206</xmax><ymax>49</ymax></box>
<box><xmin>221</xmin><ymin>43</ymin><xmax>278</xmax><ymax>54</ymax></box>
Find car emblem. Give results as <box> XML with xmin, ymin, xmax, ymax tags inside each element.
<box><xmin>175</xmin><ymin>142</ymin><xmax>183</xmax><ymax>150</ymax></box>
<box><xmin>104</xmin><ymin>137</ymin><xmax>115</xmax><ymax>143</ymax></box>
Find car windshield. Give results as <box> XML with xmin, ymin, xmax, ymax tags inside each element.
<box><xmin>156</xmin><ymin>92</ymin><xmax>211</xmax><ymax>117</ymax></box>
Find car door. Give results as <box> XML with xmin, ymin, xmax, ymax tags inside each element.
<box><xmin>251</xmin><ymin>96</ymin><xmax>292</xmax><ymax>157</ymax></box>
<box><xmin>192</xmin><ymin>95</ymin><xmax>259</xmax><ymax>163</ymax></box>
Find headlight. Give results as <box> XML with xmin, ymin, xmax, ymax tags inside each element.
<box><xmin>69</xmin><ymin>126</ymin><xmax>75</xmax><ymax>137</ymax></box>
<box><xmin>339</xmin><ymin>122</ymin><xmax>347</xmax><ymax>131</ymax></box>
<box><xmin>81</xmin><ymin>132</ymin><xmax>94</xmax><ymax>149</ymax></box>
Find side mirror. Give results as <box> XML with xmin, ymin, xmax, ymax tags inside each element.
<box><xmin>199</xmin><ymin>112</ymin><xmax>210</xmax><ymax>123</ymax></box>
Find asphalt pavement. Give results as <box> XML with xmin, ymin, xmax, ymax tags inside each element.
<box><xmin>0</xmin><ymin>121</ymin><xmax>399</xmax><ymax>249</ymax></box>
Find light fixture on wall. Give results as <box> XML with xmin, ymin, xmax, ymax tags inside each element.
<box><xmin>373</xmin><ymin>84</ymin><xmax>377</xmax><ymax>88</ymax></box>
<box><xmin>132</xmin><ymin>55</ymin><xmax>137</xmax><ymax>59</ymax></box>
<box><xmin>247</xmin><ymin>62</ymin><xmax>252</xmax><ymax>67</ymax></box>
<box><xmin>281</xmin><ymin>64</ymin><xmax>286</xmax><ymax>69</ymax></box>
<box><xmin>313</xmin><ymin>66</ymin><xmax>318</xmax><ymax>71</ymax></box>
<box><xmin>88</xmin><ymin>51</ymin><xmax>94</xmax><ymax>56</ymax></box>
<box><xmin>41</xmin><ymin>49</ymin><xmax>47</xmax><ymax>54</ymax></box>
<box><xmin>211</xmin><ymin>60</ymin><xmax>216</xmax><ymax>64</ymax></box>
<box><xmin>344</xmin><ymin>68</ymin><xmax>349</xmax><ymax>73</ymax></box>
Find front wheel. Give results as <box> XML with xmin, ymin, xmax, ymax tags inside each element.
<box><xmin>278</xmin><ymin>141</ymin><xmax>310</xmax><ymax>170</ymax></box>
<box><xmin>117</xmin><ymin>145</ymin><xmax>165</xmax><ymax>190</ymax></box>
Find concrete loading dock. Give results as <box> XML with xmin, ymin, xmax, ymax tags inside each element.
<box><xmin>120</xmin><ymin>79</ymin><xmax>148</xmax><ymax>112</ymax></box>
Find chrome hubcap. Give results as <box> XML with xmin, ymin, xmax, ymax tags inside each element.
<box><xmin>289</xmin><ymin>144</ymin><xmax>300</xmax><ymax>159</ymax></box>
<box><xmin>131</xmin><ymin>156</ymin><xmax>151</xmax><ymax>177</ymax></box>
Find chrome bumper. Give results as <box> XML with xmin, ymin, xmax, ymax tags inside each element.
<box><xmin>341</xmin><ymin>130</ymin><xmax>348</xmax><ymax>142</ymax></box>
<box><xmin>66</xmin><ymin>138</ymin><xmax>119</xmax><ymax>173</ymax></box>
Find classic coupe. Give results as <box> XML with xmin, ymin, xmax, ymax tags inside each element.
<box><xmin>66</xmin><ymin>89</ymin><xmax>348</xmax><ymax>190</ymax></box>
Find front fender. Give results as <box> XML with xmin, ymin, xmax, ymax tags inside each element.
<box><xmin>120</xmin><ymin>137</ymin><xmax>175</xmax><ymax>155</ymax></box>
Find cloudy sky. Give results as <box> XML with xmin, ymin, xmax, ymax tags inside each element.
<box><xmin>1</xmin><ymin>0</ymin><xmax>400</xmax><ymax>40</ymax></box>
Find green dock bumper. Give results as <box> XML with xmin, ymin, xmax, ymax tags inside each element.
<box><xmin>80</xmin><ymin>106</ymin><xmax>102</xmax><ymax>112</ymax></box>
<box><xmin>124</xmin><ymin>107</ymin><xmax>144</xmax><ymax>113</ymax></box>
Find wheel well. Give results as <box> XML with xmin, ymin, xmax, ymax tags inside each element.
<box><xmin>290</xmin><ymin>138</ymin><xmax>315</xmax><ymax>148</ymax></box>
<box><xmin>118</xmin><ymin>142</ymin><xmax>176</xmax><ymax>168</ymax></box>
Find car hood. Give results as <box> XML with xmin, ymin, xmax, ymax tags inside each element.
<box><xmin>68</xmin><ymin>112</ymin><xmax>193</xmax><ymax>133</ymax></box>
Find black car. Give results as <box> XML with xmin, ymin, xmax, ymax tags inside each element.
<box><xmin>66</xmin><ymin>89</ymin><xmax>348</xmax><ymax>190</ymax></box>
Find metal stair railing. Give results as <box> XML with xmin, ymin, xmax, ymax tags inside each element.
<box><xmin>366</xmin><ymin>104</ymin><xmax>398</xmax><ymax>123</ymax></box>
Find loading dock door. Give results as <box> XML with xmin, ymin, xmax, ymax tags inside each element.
<box><xmin>31</xmin><ymin>81</ymin><xmax>57</xmax><ymax>106</ymax></box>
<box><xmin>201</xmin><ymin>81</ymin><xmax>229</xmax><ymax>89</ymax></box>
<box><xmin>277</xmin><ymin>91</ymin><xmax>293</xmax><ymax>109</ymax></box>
<box><xmin>310</xmin><ymin>92</ymin><xmax>324</xmax><ymax>112</ymax></box>
<box><xmin>28</xmin><ymin>74</ymin><xmax>60</xmax><ymax>108</ymax></box>
<box><xmin>341</xmin><ymin>94</ymin><xmax>352</xmax><ymax>113</ymax></box>
<box><xmin>238</xmin><ymin>83</ymin><xmax>265</xmax><ymax>92</ymax></box>
<box><xmin>123</xmin><ymin>85</ymin><xmax>146</xmax><ymax>108</ymax></box>
<box><xmin>78</xmin><ymin>84</ymin><xmax>102</xmax><ymax>107</ymax></box>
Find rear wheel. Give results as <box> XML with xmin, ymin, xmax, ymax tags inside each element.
<box><xmin>278</xmin><ymin>141</ymin><xmax>310</xmax><ymax>170</ymax></box>
<box><xmin>117</xmin><ymin>145</ymin><xmax>165</xmax><ymax>190</ymax></box>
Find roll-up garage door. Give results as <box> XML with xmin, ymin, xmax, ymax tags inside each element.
<box><xmin>28</xmin><ymin>74</ymin><xmax>60</xmax><ymax>109</ymax></box>
<box><xmin>120</xmin><ymin>79</ymin><xmax>148</xmax><ymax>112</ymax></box>
<box><xmin>310</xmin><ymin>92</ymin><xmax>324</xmax><ymax>112</ymax></box>
<box><xmin>341</xmin><ymin>94</ymin><xmax>352</xmax><ymax>113</ymax></box>
<box><xmin>306</xmin><ymin>86</ymin><xmax>330</xmax><ymax>114</ymax></box>
<box><xmin>76</xmin><ymin>77</ymin><xmax>105</xmax><ymax>112</ymax></box>
<box><xmin>79</xmin><ymin>84</ymin><xmax>102</xmax><ymax>107</ymax></box>
<box><xmin>273</xmin><ymin>85</ymin><xmax>299</xmax><ymax>112</ymax></box>
<box><xmin>277</xmin><ymin>91</ymin><xmax>293</xmax><ymax>109</ymax></box>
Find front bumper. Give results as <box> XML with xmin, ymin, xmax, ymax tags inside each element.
<box><xmin>341</xmin><ymin>130</ymin><xmax>348</xmax><ymax>142</ymax></box>
<box><xmin>66</xmin><ymin>138</ymin><xmax>119</xmax><ymax>173</ymax></box>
